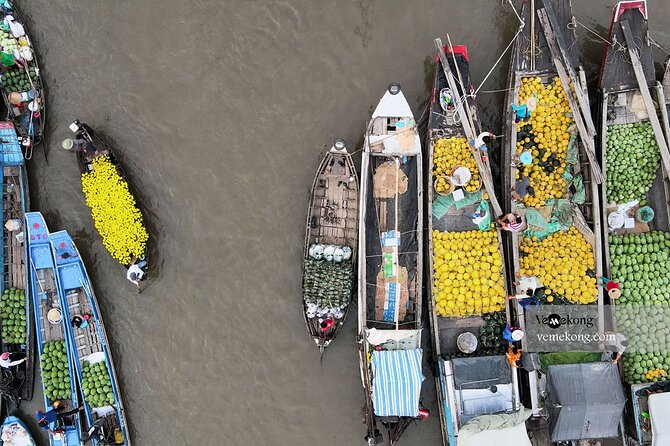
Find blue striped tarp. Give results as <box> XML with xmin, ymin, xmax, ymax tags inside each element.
<box><xmin>371</xmin><ymin>348</ymin><xmax>424</xmax><ymax>417</ymax></box>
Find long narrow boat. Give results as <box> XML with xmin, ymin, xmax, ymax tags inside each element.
<box><xmin>49</xmin><ymin>230</ymin><xmax>130</xmax><ymax>445</ymax></box>
<box><xmin>427</xmin><ymin>43</ymin><xmax>528</xmax><ymax>445</ymax></box>
<box><xmin>0</xmin><ymin>121</ymin><xmax>33</xmax><ymax>406</ymax></box>
<box><xmin>302</xmin><ymin>140</ymin><xmax>358</xmax><ymax>352</ymax></box>
<box><xmin>503</xmin><ymin>0</ymin><xmax>625</xmax><ymax>444</ymax></box>
<box><xmin>26</xmin><ymin>212</ymin><xmax>82</xmax><ymax>445</ymax></box>
<box><xmin>357</xmin><ymin>83</ymin><xmax>425</xmax><ymax>445</ymax></box>
<box><xmin>67</xmin><ymin>120</ymin><xmax>149</xmax><ymax>281</ymax></box>
<box><xmin>0</xmin><ymin>415</ymin><xmax>36</xmax><ymax>445</ymax></box>
<box><xmin>597</xmin><ymin>2</ymin><xmax>670</xmax><ymax>444</ymax></box>
<box><xmin>0</xmin><ymin>3</ymin><xmax>45</xmax><ymax>155</ymax></box>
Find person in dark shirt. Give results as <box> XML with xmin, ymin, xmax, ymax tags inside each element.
<box><xmin>36</xmin><ymin>403</ymin><xmax>84</xmax><ymax>431</ymax></box>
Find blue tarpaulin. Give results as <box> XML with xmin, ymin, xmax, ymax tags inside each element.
<box><xmin>371</xmin><ymin>348</ymin><xmax>424</xmax><ymax>417</ymax></box>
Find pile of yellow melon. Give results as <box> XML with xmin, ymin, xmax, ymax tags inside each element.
<box><xmin>433</xmin><ymin>137</ymin><xmax>480</xmax><ymax>194</ymax></box>
<box><xmin>515</xmin><ymin>76</ymin><xmax>574</xmax><ymax>207</ymax></box>
<box><xmin>432</xmin><ymin>229</ymin><xmax>506</xmax><ymax>317</ymax></box>
<box><xmin>520</xmin><ymin>227</ymin><xmax>598</xmax><ymax>304</ymax></box>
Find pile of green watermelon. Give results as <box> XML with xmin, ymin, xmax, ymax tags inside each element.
<box><xmin>611</xmin><ymin>231</ymin><xmax>670</xmax><ymax>384</ymax></box>
<box><xmin>605</xmin><ymin>122</ymin><xmax>660</xmax><ymax>205</ymax></box>
<box><xmin>82</xmin><ymin>361</ymin><xmax>115</xmax><ymax>408</ymax></box>
<box><xmin>1</xmin><ymin>288</ymin><xmax>26</xmax><ymax>344</ymax></box>
<box><xmin>0</xmin><ymin>67</ymin><xmax>38</xmax><ymax>94</ymax></box>
<box><xmin>41</xmin><ymin>340</ymin><xmax>72</xmax><ymax>400</ymax></box>
<box><xmin>609</xmin><ymin>232</ymin><xmax>670</xmax><ymax>304</ymax></box>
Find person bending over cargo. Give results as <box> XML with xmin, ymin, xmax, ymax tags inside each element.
<box><xmin>0</xmin><ymin>351</ymin><xmax>26</xmax><ymax>368</ymax></box>
<box><xmin>36</xmin><ymin>403</ymin><xmax>84</xmax><ymax>431</ymax></box>
<box><xmin>497</xmin><ymin>212</ymin><xmax>525</xmax><ymax>232</ymax></box>
<box><xmin>604</xmin><ymin>332</ymin><xmax>628</xmax><ymax>364</ymax></box>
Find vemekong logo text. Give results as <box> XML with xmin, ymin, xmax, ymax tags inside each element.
<box><xmin>536</xmin><ymin>313</ymin><xmax>594</xmax><ymax>329</ymax></box>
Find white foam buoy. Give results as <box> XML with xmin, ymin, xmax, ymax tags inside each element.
<box><xmin>62</xmin><ymin>138</ymin><xmax>74</xmax><ymax>150</ymax></box>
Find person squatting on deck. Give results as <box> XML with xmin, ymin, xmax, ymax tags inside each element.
<box><xmin>497</xmin><ymin>212</ymin><xmax>525</xmax><ymax>232</ymax></box>
<box><xmin>0</xmin><ymin>352</ymin><xmax>26</xmax><ymax>368</ymax></box>
<box><xmin>604</xmin><ymin>331</ymin><xmax>628</xmax><ymax>364</ymax></box>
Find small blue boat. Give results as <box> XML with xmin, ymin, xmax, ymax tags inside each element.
<box><xmin>0</xmin><ymin>121</ymin><xmax>33</xmax><ymax>404</ymax></box>
<box><xmin>0</xmin><ymin>415</ymin><xmax>36</xmax><ymax>445</ymax></box>
<box><xmin>25</xmin><ymin>212</ymin><xmax>81</xmax><ymax>446</ymax></box>
<box><xmin>49</xmin><ymin>230</ymin><xmax>130</xmax><ymax>446</ymax></box>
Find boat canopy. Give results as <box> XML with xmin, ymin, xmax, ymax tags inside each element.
<box><xmin>371</xmin><ymin>89</ymin><xmax>413</xmax><ymax>120</ymax></box>
<box><xmin>0</xmin><ymin>121</ymin><xmax>24</xmax><ymax>165</ymax></box>
<box><xmin>457</xmin><ymin>409</ymin><xmax>532</xmax><ymax>446</ymax></box>
<box><xmin>371</xmin><ymin>348</ymin><xmax>424</xmax><ymax>417</ymax></box>
<box><xmin>546</xmin><ymin>362</ymin><xmax>625</xmax><ymax>442</ymax></box>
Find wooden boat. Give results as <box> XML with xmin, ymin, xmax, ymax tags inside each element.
<box><xmin>26</xmin><ymin>212</ymin><xmax>82</xmax><ymax>445</ymax></box>
<box><xmin>67</xmin><ymin>120</ymin><xmax>149</xmax><ymax>277</ymax></box>
<box><xmin>597</xmin><ymin>2</ymin><xmax>670</xmax><ymax>444</ymax></box>
<box><xmin>49</xmin><ymin>230</ymin><xmax>130</xmax><ymax>445</ymax></box>
<box><xmin>357</xmin><ymin>83</ymin><xmax>426</xmax><ymax>445</ymax></box>
<box><xmin>302</xmin><ymin>140</ymin><xmax>358</xmax><ymax>352</ymax></box>
<box><xmin>426</xmin><ymin>41</ymin><xmax>526</xmax><ymax>445</ymax></box>
<box><xmin>0</xmin><ymin>121</ymin><xmax>33</xmax><ymax>406</ymax></box>
<box><xmin>0</xmin><ymin>415</ymin><xmax>36</xmax><ymax>445</ymax></box>
<box><xmin>502</xmin><ymin>1</ymin><xmax>624</xmax><ymax>443</ymax></box>
<box><xmin>0</xmin><ymin>3</ymin><xmax>45</xmax><ymax>155</ymax></box>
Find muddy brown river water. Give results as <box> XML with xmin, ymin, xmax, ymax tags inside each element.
<box><xmin>14</xmin><ymin>0</ymin><xmax>670</xmax><ymax>444</ymax></box>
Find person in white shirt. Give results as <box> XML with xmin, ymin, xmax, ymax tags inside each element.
<box><xmin>472</xmin><ymin>132</ymin><xmax>497</xmax><ymax>152</ymax></box>
<box><xmin>0</xmin><ymin>351</ymin><xmax>26</xmax><ymax>368</ymax></box>
<box><xmin>126</xmin><ymin>263</ymin><xmax>145</xmax><ymax>292</ymax></box>
<box><xmin>605</xmin><ymin>332</ymin><xmax>628</xmax><ymax>364</ymax></box>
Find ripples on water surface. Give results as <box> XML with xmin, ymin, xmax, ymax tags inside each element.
<box><xmin>17</xmin><ymin>0</ymin><xmax>670</xmax><ymax>444</ymax></box>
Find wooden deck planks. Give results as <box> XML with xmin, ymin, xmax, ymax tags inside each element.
<box><xmin>36</xmin><ymin>270</ymin><xmax>63</xmax><ymax>343</ymax></box>
<box><xmin>67</xmin><ymin>289</ymin><xmax>103</xmax><ymax>361</ymax></box>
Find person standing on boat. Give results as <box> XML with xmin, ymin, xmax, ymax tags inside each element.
<box><xmin>0</xmin><ymin>352</ymin><xmax>26</xmax><ymax>368</ymax></box>
<box><xmin>36</xmin><ymin>404</ymin><xmax>84</xmax><ymax>431</ymax></box>
<box><xmin>596</xmin><ymin>275</ymin><xmax>621</xmax><ymax>300</ymax></box>
<box><xmin>127</xmin><ymin>258</ymin><xmax>147</xmax><ymax>292</ymax></box>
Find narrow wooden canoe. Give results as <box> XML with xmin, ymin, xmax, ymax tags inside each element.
<box><xmin>302</xmin><ymin>140</ymin><xmax>358</xmax><ymax>352</ymax></box>
<box><xmin>68</xmin><ymin>120</ymin><xmax>149</xmax><ymax>277</ymax></box>
<box><xmin>26</xmin><ymin>212</ymin><xmax>82</xmax><ymax>446</ymax></box>
<box><xmin>598</xmin><ymin>2</ymin><xmax>670</xmax><ymax>444</ymax></box>
<box><xmin>0</xmin><ymin>3</ymin><xmax>45</xmax><ymax>154</ymax></box>
<box><xmin>357</xmin><ymin>83</ymin><xmax>425</xmax><ymax>445</ymax></box>
<box><xmin>502</xmin><ymin>1</ymin><xmax>620</xmax><ymax>444</ymax></box>
<box><xmin>0</xmin><ymin>122</ymin><xmax>33</xmax><ymax>407</ymax></box>
<box><xmin>426</xmin><ymin>43</ymin><xmax>524</xmax><ymax>445</ymax></box>
<box><xmin>50</xmin><ymin>230</ymin><xmax>130</xmax><ymax>445</ymax></box>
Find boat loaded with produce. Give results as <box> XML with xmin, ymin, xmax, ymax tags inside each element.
<box><xmin>0</xmin><ymin>2</ymin><xmax>44</xmax><ymax>155</ymax></box>
<box><xmin>426</xmin><ymin>40</ymin><xmax>527</xmax><ymax>446</ymax></box>
<box><xmin>26</xmin><ymin>212</ymin><xmax>82</xmax><ymax>446</ymax></box>
<box><xmin>49</xmin><ymin>229</ymin><xmax>130</xmax><ymax>445</ymax></box>
<box><xmin>0</xmin><ymin>121</ymin><xmax>33</xmax><ymax>407</ymax></box>
<box><xmin>302</xmin><ymin>139</ymin><xmax>358</xmax><ymax>353</ymax></box>
<box><xmin>598</xmin><ymin>2</ymin><xmax>670</xmax><ymax>444</ymax></box>
<box><xmin>67</xmin><ymin>120</ymin><xmax>149</xmax><ymax>281</ymax></box>
<box><xmin>0</xmin><ymin>415</ymin><xmax>36</xmax><ymax>446</ymax></box>
<box><xmin>357</xmin><ymin>83</ymin><xmax>426</xmax><ymax>445</ymax></box>
<box><xmin>503</xmin><ymin>1</ymin><xmax>625</xmax><ymax>444</ymax></box>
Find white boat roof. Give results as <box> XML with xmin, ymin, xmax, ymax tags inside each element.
<box><xmin>372</xmin><ymin>88</ymin><xmax>414</xmax><ymax>119</ymax></box>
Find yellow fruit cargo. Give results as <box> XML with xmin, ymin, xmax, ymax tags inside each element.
<box><xmin>432</xmin><ymin>229</ymin><xmax>506</xmax><ymax>317</ymax></box>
